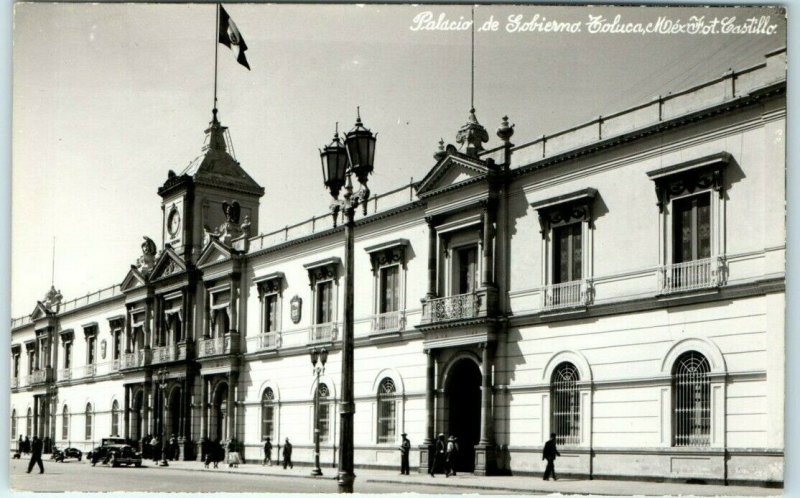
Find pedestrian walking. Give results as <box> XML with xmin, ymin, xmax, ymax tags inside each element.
<box><xmin>24</xmin><ymin>435</ymin><xmax>31</xmax><ymax>454</ymax></box>
<box><xmin>399</xmin><ymin>433</ymin><xmax>411</xmax><ymax>475</ymax></box>
<box><xmin>263</xmin><ymin>437</ymin><xmax>273</xmax><ymax>466</ymax></box>
<box><xmin>227</xmin><ymin>438</ymin><xmax>241</xmax><ymax>468</ymax></box>
<box><xmin>151</xmin><ymin>435</ymin><xmax>161</xmax><ymax>463</ymax></box>
<box><xmin>169</xmin><ymin>435</ymin><xmax>179</xmax><ymax>461</ymax></box>
<box><xmin>26</xmin><ymin>435</ymin><xmax>44</xmax><ymax>474</ymax></box>
<box><xmin>542</xmin><ymin>433</ymin><xmax>561</xmax><ymax>481</ymax></box>
<box><xmin>430</xmin><ymin>433</ymin><xmax>445</xmax><ymax>477</ymax></box>
<box><xmin>282</xmin><ymin>438</ymin><xmax>293</xmax><ymax>469</ymax></box>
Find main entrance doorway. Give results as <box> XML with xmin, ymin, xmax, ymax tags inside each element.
<box><xmin>211</xmin><ymin>383</ymin><xmax>229</xmax><ymax>442</ymax></box>
<box><xmin>445</xmin><ymin>358</ymin><xmax>481</xmax><ymax>473</ymax></box>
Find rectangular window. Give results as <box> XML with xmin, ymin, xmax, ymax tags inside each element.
<box><xmin>672</xmin><ymin>194</ymin><xmax>711</xmax><ymax>263</ymax></box>
<box><xmin>318</xmin><ymin>403</ymin><xmax>330</xmax><ymax>443</ymax></box>
<box><xmin>262</xmin><ymin>405</ymin><xmax>274</xmax><ymax>440</ymax></box>
<box><xmin>13</xmin><ymin>354</ymin><xmax>19</xmax><ymax>378</ymax></box>
<box><xmin>377</xmin><ymin>398</ymin><xmax>397</xmax><ymax>443</ymax></box>
<box><xmin>316</xmin><ymin>281</ymin><xmax>334</xmax><ymax>324</ymax></box>
<box><xmin>27</xmin><ymin>352</ymin><xmax>34</xmax><ymax>374</ymax></box>
<box><xmin>456</xmin><ymin>246</ymin><xmax>478</xmax><ymax>294</ymax></box>
<box><xmin>87</xmin><ymin>337</ymin><xmax>96</xmax><ymax>365</ymax></box>
<box><xmin>113</xmin><ymin>332</ymin><xmax>121</xmax><ymax>360</ymax></box>
<box><xmin>264</xmin><ymin>294</ymin><xmax>279</xmax><ymax>332</ymax></box>
<box><xmin>553</xmin><ymin>223</ymin><xmax>582</xmax><ymax>284</ymax></box>
<box><xmin>64</xmin><ymin>343</ymin><xmax>72</xmax><ymax>369</ymax></box>
<box><xmin>379</xmin><ymin>265</ymin><xmax>400</xmax><ymax>313</ymax></box>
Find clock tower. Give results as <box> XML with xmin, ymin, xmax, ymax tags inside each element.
<box><xmin>157</xmin><ymin>109</ymin><xmax>265</xmax><ymax>262</ymax></box>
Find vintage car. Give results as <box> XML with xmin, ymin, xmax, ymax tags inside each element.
<box><xmin>87</xmin><ymin>437</ymin><xmax>130</xmax><ymax>463</ymax></box>
<box><xmin>90</xmin><ymin>444</ymin><xmax>142</xmax><ymax>467</ymax></box>
<box><xmin>51</xmin><ymin>447</ymin><xmax>82</xmax><ymax>462</ymax></box>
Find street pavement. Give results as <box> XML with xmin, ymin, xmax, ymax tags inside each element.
<box><xmin>8</xmin><ymin>454</ymin><xmax>783</xmax><ymax>496</ymax></box>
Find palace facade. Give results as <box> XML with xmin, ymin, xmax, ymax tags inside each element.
<box><xmin>10</xmin><ymin>48</ymin><xmax>786</xmax><ymax>484</ymax></box>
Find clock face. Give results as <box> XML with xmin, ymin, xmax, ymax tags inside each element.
<box><xmin>167</xmin><ymin>209</ymin><xmax>181</xmax><ymax>237</ymax></box>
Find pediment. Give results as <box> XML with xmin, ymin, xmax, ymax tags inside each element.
<box><xmin>149</xmin><ymin>246</ymin><xmax>187</xmax><ymax>280</ymax></box>
<box><xmin>415</xmin><ymin>151</ymin><xmax>491</xmax><ymax>197</ymax></box>
<box><xmin>121</xmin><ymin>266</ymin><xmax>148</xmax><ymax>292</ymax></box>
<box><xmin>30</xmin><ymin>302</ymin><xmax>52</xmax><ymax>321</ymax></box>
<box><xmin>197</xmin><ymin>238</ymin><xmax>235</xmax><ymax>268</ymax></box>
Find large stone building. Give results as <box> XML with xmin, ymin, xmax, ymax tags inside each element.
<box><xmin>10</xmin><ymin>48</ymin><xmax>786</xmax><ymax>485</ymax></box>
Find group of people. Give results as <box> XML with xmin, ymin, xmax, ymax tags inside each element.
<box><xmin>139</xmin><ymin>434</ymin><xmax>181</xmax><ymax>461</ymax></box>
<box><xmin>429</xmin><ymin>433</ymin><xmax>461</xmax><ymax>477</ymax></box>
<box><xmin>261</xmin><ymin>437</ymin><xmax>294</xmax><ymax>469</ymax></box>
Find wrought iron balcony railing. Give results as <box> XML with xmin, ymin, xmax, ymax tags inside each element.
<box><xmin>121</xmin><ymin>350</ymin><xmax>151</xmax><ymax>370</ymax></box>
<box><xmin>422</xmin><ymin>292</ymin><xmax>477</xmax><ymax>323</ymax></box>
<box><xmin>659</xmin><ymin>257</ymin><xmax>725</xmax><ymax>294</ymax></box>
<box><xmin>542</xmin><ymin>280</ymin><xmax>593</xmax><ymax>311</ymax></box>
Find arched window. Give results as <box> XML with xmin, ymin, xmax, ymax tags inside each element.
<box><xmin>85</xmin><ymin>403</ymin><xmax>93</xmax><ymax>441</ymax></box>
<box><xmin>11</xmin><ymin>409</ymin><xmax>16</xmax><ymax>440</ymax></box>
<box><xmin>26</xmin><ymin>408</ymin><xmax>32</xmax><ymax>436</ymax></box>
<box><xmin>377</xmin><ymin>378</ymin><xmax>397</xmax><ymax>443</ymax></box>
<box><xmin>672</xmin><ymin>351</ymin><xmax>710</xmax><ymax>447</ymax></box>
<box><xmin>62</xmin><ymin>405</ymin><xmax>69</xmax><ymax>440</ymax></box>
<box><xmin>261</xmin><ymin>387</ymin><xmax>275</xmax><ymax>440</ymax></box>
<box><xmin>111</xmin><ymin>401</ymin><xmax>120</xmax><ymax>437</ymax></box>
<box><xmin>318</xmin><ymin>383</ymin><xmax>330</xmax><ymax>444</ymax></box>
<box><xmin>551</xmin><ymin>362</ymin><xmax>580</xmax><ymax>445</ymax></box>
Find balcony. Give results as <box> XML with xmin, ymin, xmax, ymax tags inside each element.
<box><xmin>151</xmin><ymin>342</ymin><xmax>191</xmax><ymax>364</ymax></box>
<box><xmin>30</xmin><ymin>367</ymin><xmax>53</xmax><ymax>385</ymax></box>
<box><xmin>370</xmin><ymin>310</ymin><xmax>406</xmax><ymax>335</ymax></box>
<box><xmin>542</xmin><ymin>280</ymin><xmax>593</xmax><ymax>312</ymax></box>
<box><xmin>659</xmin><ymin>257</ymin><xmax>725</xmax><ymax>295</ymax></box>
<box><xmin>11</xmin><ymin>377</ymin><xmax>19</xmax><ymax>389</ymax></box>
<box><xmin>58</xmin><ymin>368</ymin><xmax>73</xmax><ymax>381</ymax></box>
<box><xmin>421</xmin><ymin>288</ymin><xmax>497</xmax><ymax>325</ymax></box>
<box><xmin>245</xmin><ymin>332</ymin><xmax>281</xmax><ymax>353</ymax></box>
<box><xmin>84</xmin><ymin>363</ymin><xmax>97</xmax><ymax>378</ymax></box>
<box><xmin>309</xmin><ymin>323</ymin><xmax>338</xmax><ymax>345</ymax></box>
<box><xmin>121</xmin><ymin>350</ymin><xmax>151</xmax><ymax>370</ymax></box>
<box><xmin>197</xmin><ymin>334</ymin><xmax>240</xmax><ymax>358</ymax></box>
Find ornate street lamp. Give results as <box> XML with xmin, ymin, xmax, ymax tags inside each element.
<box><xmin>157</xmin><ymin>368</ymin><xmax>169</xmax><ymax>467</ymax></box>
<box><xmin>310</xmin><ymin>348</ymin><xmax>328</xmax><ymax>476</ymax></box>
<box><xmin>319</xmin><ymin>108</ymin><xmax>376</xmax><ymax>493</ymax></box>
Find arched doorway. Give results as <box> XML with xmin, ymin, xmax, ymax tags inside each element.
<box><xmin>211</xmin><ymin>383</ymin><xmax>228</xmax><ymax>442</ymax></box>
<box><xmin>445</xmin><ymin>358</ymin><xmax>481</xmax><ymax>473</ymax></box>
<box><xmin>168</xmin><ymin>387</ymin><xmax>182</xmax><ymax>438</ymax></box>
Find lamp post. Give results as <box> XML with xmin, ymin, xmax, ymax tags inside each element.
<box><xmin>156</xmin><ymin>368</ymin><xmax>169</xmax><ymax>467</ymax></box>
<box><xmin>310</xmin><ymin>348</ymin><xmax>328</xmax><ymax>476</ymax></box>
<box><xmin>319</xmin><ymin>108</ymin><xmax>377</xmax><ymax>493</ymax></box>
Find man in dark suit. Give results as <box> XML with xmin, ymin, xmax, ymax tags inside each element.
<box><xmin>399</xmin><ymin>433</ymin><xmax>410</xmax><ymax>475</ymax></box>
<box><xmin>430</xmin><ymin>433</ymin><xmax>445</xmax><ymax>477</ymax></box>
<box><xmin>282</xmin><ymin>438</ymin><xmax>293</xmax><ymax>469</ymax></box>
<box><xmin>542</xmin><ymin>433</ymin><xmax>560</xmax><ymax>481</ymax></box>
<box><xmin>26</xmin><ymin>435</ymin><xmax>44</xmax><ymax>474</ymax></box>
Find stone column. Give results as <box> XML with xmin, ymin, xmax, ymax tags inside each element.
<box><xmin>124</xmin><ymin>386</ymin><xmax>130</xmax><ymax>439</ymax></box>
<box><xmin>419</xmin><ymin>349</ymin><xmax>436</xmax><ymax>473</ymax></box>
<box><xmin>426</xmin><ymin>218</ymin><xmax>437</xmax><ymax>299</ymax></box>
<box><xmin>198</xmin><ymin>376</ymin><xmax>209</xmax><ymax>461</ymax></box>
<box><xmin>481</xmin><ymin>203</ymin><xmax>495</xmax><ymax>287</ymax></box>
<box><xmin>474</xmin><ymin>343</ymin><xmax>496</xmax><ymax>475</ymax></box>
<box><xmin>142</xmin><ymin>381</ymin><xmax>151</xmax><ymax>436</ymax></box>
<box><xmin>226</xmin><ymin>372</ymin><xmax>237</xmax><ymax>442</ymax></box>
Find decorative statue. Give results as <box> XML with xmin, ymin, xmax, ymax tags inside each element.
<box><xmin>43</xmin><ymin>285</ymin><xmax>63</xmax><ymax>311</ymax></box>
<box><xmin>204</xmin><ymin>201</ymin><xmax>251</xmax><ymax>248</ymax></box>
<box><xmin>137</xmin><ymin>236</ymin><xmax>157</xmax><ymax>275</ymax></box>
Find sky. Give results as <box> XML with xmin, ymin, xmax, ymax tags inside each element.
<box><xmin>10</xmin><ymin>3</ymin><xmax>787</xmax><ymax>317</ymax></box>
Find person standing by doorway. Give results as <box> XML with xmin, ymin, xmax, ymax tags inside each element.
<box><xmin>282</xmin><ymin>438</ymin><xmax>293</xmax><ymax>469</ymax></box>
<box><xmin>263</xmin><ymin>437</ymin><xmax>273</xmax><ymax>466</ymax></box>
<box><xmin>430</xmin><ymin>433</ymin><xmax>445</xmax><ymax>477</ymax></box>
<box><xmin>542</xmin><ymin>433</ymin><xmax>561</xmax><ymax>481</ymax></box>
<box><xmin>26</xmin><ymin>435</ymin><xmax>44</xmax><ymax>474</ymax></box>
<box><xmin>399</xmin><ymin>433</ymin><xmax>410</xmax><ymax>475</ymax></box>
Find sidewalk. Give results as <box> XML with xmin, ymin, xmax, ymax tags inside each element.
<box><xmin>151</xmin><ymin>459</ymin><xmax>782</xmax><ymax>496</ymax></box>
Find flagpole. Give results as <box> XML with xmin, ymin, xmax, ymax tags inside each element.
<box><xmin>214</xmin><ymin>3</ymin><xmax>220</xmax><ymax>111</ymax></box>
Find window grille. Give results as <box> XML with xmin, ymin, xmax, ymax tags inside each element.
<box><xmin>551</xmin><ymin>362</ymin><xmax>580</xmax><ymax>445</ymax></box>
<box><xmin>318</xmin><ymin>383</ymin><xmax>330</xmax><ymax>443</ymax></box>
<box><xmin>672</xmin><ymin>351</ymin><xmax>711</xmax><ymax>447</ymax></box>
<box><xmin>261</xmin><ymin>387</ymin><xmax>275</xmax><ymax>440</ymax></box>
<box><xmin>377</xmin><ymin>378</ymin><xmax>397</xmax><ymax>443</ymax></box>
<box><xmin>85</xmin><ymin>403</ymin><xmax>93</xmax><ymax>441</ymax></box>
<box><xmin>62</xmin><ymin>406</ymin><xmax>69</xmax><ymax>440</ymax></box>
<box><xmin>111</xmin><ymin>401</ymin><xmax>120</xmax><ymax>436</ymax></box>
<box><xmin>11</xmin><ymin>409</ymin><xmax>16</xmax><ymax>440</ymax></box>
